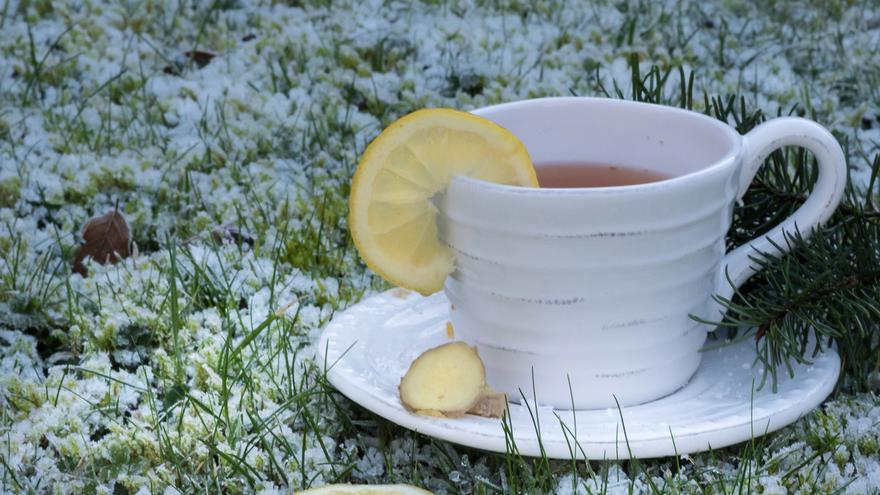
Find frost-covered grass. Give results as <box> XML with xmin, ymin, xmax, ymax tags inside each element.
<box><xmin>1</xmin><ymin>0</ymin><xmax>879</xmax><ymax>493</ymax></box>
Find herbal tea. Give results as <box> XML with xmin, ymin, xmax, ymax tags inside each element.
<box><xmin>536</xmin><ymin>163</ymin><xmax>670</xmax><ymax>188</ymax></box>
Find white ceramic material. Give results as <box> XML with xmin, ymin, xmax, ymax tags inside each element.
<box><xmin>318</xmin><ymin>290</ymin><xmax>840</xmax><ymax>459</ymax></box>
<box><xmin>436</xmin><ymin>97</ymin><xmax>846</xmax><ymax>409</ymax></box>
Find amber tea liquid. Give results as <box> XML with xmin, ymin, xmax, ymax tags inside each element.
<box><xmin>536</xmin><ymin>162</ymin><xmax>670</xmax><ymax>188</ymax></box>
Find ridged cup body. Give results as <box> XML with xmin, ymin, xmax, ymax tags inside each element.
<box><xmin>441</xmin><ymin>98</ymin><xmax>742</xmax><ymax>409</ymax></box>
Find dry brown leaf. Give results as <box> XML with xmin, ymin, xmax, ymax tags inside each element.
<box><xmin>73</xmin><ymin>208</ymin><xmax>131</xmax><ymax>276</ymax></box>
<box><xmin>184</xmin><ymin>50</ymin><xmax>217</xmax><ymax>68</ymax></box>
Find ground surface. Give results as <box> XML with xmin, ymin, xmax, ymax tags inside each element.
<box><xmin>1</xmin><ymin>0</ymin><xmax>879</xmax><ymax>494</ymax></box>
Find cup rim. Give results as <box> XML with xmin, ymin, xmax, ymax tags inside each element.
<box><xmin>466</xmin><ymin>96</ymin><xmax>741</xmax><ymax>194</ymax></box>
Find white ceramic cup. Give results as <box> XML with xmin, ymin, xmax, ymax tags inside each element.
<box><xmin>439</xmin><ymin>97</ymin><xmax>846</xmax><ymax>410</ymax></box>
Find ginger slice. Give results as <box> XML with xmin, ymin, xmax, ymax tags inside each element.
<box><xmin>399</xmin><ymin>342</ymin><xmax>485</xmax><ymax>417</ymax></box>
<box><xmin>399</xmin><ymin>342</ymin><xmax>506</xmax><ymax>418</ymax></box>
<box><xmin>467</xmin><ymin>387</ymin><xmax>507</xmax><ymax>419</ymax></box>
<box><xmin>390</xmin><ymin>287</ymin><xmax>412</xmax><ymax>299</ymax></box>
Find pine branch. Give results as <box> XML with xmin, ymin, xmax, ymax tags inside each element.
<box><xmin>746</xmin><ymin>183</ymin><xmax>880</xmax><ymax>220</ymax></box>
<box><xmin>715</xmin><ymin>151</ymin><xmax>880</xmax><ymax>391</ymax></box>
<box><xmin>757</xmin><ymin>270</ymin><xmax>880</xmax><ymax>339</ymax></box>
<box><xmin>622</xmin><ymin>59</ymin><xmax>880</xmax><ymax>391</ymax></box>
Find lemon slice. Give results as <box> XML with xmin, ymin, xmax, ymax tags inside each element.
<box><xmin>295</xmin><ymin>484</ymin><xmax>433</xmax><ymax>495</ymax></box>
<box><xmin>349</xmin><ymin>108</ymin><xmax>537</xmax><ymax>295</ymax></box>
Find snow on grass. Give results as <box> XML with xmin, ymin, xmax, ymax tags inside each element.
<box><xmin>1</xmin><ymin>0</ymin><xmax>879</xmax><ymax>493</ymax></box>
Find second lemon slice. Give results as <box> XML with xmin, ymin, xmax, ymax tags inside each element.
<box><xmin>296</xmin><ymin>484</ymin><xmax>433</xmax><ymax>494</ymax></box>
<box><xmin>349</xmin><ymin>108</ymin><xmax>537</xmax><ymax>295</ymax></box>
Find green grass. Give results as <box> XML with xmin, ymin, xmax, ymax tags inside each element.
<box><xmin>1</xmin><ymin>0</ymin><xmax>879</xmax><ymax>493</ymax></box>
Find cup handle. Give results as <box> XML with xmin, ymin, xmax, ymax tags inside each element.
<box><xmin>715</xmin><ymin>117</ymin><xmax>847</xmax><ymax>303</ymax></box>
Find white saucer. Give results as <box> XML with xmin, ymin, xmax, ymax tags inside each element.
<box><xmin>318</xmin><ymin>290</ymin><xmax>840</xmax><ymax>459</ymax></box>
